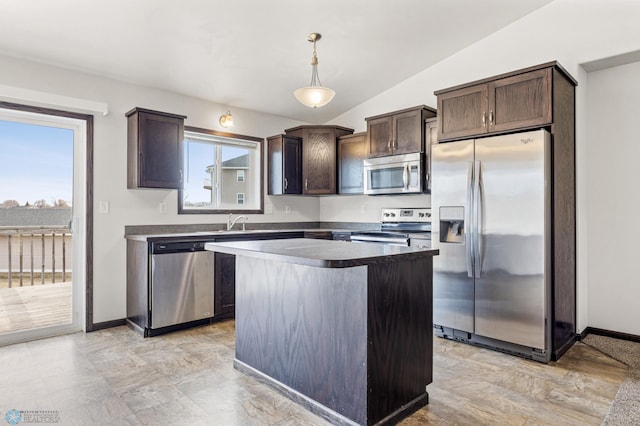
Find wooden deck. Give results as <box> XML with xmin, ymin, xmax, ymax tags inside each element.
<box><xmin>0</xmin><ymin>282</ymin><xmax>71</xmax><ymax>334</ymax></box>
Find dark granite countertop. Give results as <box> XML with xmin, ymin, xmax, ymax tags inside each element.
<box><xmin>125</xmin><ymin>229</ymin><xmax>299</xmax><ymax>242</ymax></box>
<box><xmin>124</xmin><ymin>228</ymin><xmax>357</xmax><ymax>242</ymax></box>
<box><xmin>205</xmin><ymin>238</ymin><xmax>438</xmax><ymax>268</ymax></box>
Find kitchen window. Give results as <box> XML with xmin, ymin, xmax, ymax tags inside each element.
<box><xmin>179</xmin><ymin>126</ymin><xmax>263</xmax><ymax>214</ymax></box>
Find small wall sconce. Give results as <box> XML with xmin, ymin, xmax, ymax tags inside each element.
<box><xmin>219</xmin><ymin>110</ymin><xmax>234</xmax><ymax>128</ymax></box>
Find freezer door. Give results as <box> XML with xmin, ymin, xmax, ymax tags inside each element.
<box><xmin>473</xmin><ymin>130</ymin><xmax>550</xmax><ymax>350</ymax></box>
<box><xmin>431</xmin><ymin>139</ymin><xmax>475</xmax><ymax>333</ymax></box>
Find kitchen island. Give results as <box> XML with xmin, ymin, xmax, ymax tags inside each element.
<box><xmin>205</xmin><ymin>238</ymin><xmax>438</xmax><ymax>426</ymax></box>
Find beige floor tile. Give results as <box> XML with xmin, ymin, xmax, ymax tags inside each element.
<box><xmin>0</xmin><ymin>321</ymin><xmax>630</xmax><ymax>425</ymax></box>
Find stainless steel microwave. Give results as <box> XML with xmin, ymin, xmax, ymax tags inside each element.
<box><xmin>363</xmin><ymin>152</ymin><xmax>424</xmax><ymax>195</ymax></box>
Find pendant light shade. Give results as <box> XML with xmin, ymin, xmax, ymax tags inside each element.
<box><xmin>293</xmin><ymin>33</ymin><xmax>335</xmax><ymax>108</ymax></box>
<box><xmin>293</xmin><ymin>86</ymin><xmax>335</xmax><ymax>108</ymax></box>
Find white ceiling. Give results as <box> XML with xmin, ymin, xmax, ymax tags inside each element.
<box><xmin>0</xmin><ymin>0</ymin><xmax>553</xmax><ymax>124</ymax></box>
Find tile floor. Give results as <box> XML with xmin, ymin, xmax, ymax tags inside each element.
<box><xmin>0</xmin><ymin>320</ymin><xmax>628</xmax><ymax>425</ymax></box>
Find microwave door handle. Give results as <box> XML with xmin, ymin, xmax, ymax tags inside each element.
<box><xmin>403</xmin><ymin>163</ymin><xmax>410</xmax><ymax>190</ymax></box>
<box><xmin>466</xmin><ymin>161</ymin><xmax>474</xmax><ymax>278</ymax></box>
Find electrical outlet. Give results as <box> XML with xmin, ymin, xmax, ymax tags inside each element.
<box><xmin>361</xmin><ymin>204</ymin><xmax>367</xmax><ymax>213</ymax></box>
<box><xmin>285</xmin><ymin>205</ymin><xmax>291</xmax><ymax>214</ymax></box>
<box><xmin>159</xmin><ymin>202</ymin><xmax>167</xmax><ymax>214</ymax></box>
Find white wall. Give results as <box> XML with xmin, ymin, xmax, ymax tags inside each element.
<box><xmin>0</xmin><ymin>54</ymin><xmax>321</xmax><ymax>323</ymax></box>
<box><xmin>320</xmin><ymin>194</ymin><xmax>430</xmax><ymax>223</ymax></box>
<box><xmin>327</xmin><ymin>0</ymin><xmax>640</xmax><ymax>335</ymax></box>
<box><xmin>585</xmin><ymin>61</ymin><xmax>640</xmax><ymax>335</ymax></box>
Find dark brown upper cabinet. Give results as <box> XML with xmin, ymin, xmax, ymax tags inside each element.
<box><xmin>284</xmin><ymin>125</ymin><xmax>354</xmax><ymax>195</ymax></box>
<box><xmin>337</xmin><ymin>132</ymin><xmax>367</xmax><ymax>195</ymax></box>
<box><xmin>127</xmin><ymin>107</ymin><xmax>186</xmax><ymax>189</ymax></box>
<box><xmin>365</xmin><ymin>105</ymin><xmax>437</xmax><ymax>158</ymax></box>
<box><xmin>435</xmin><ymin>65</ymin><xmax>563</xmax><ymax>141</ymax></box>
<box><xmin>267</xmin><ymin>134</ymin><xmax>302</xmax><ymax>195</ymax></box>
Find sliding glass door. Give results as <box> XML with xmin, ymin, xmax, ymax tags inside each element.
<box><xmin>0</xmin><ymin>106</ymin><xmax>87</xmax><ymax>345</ymax></box>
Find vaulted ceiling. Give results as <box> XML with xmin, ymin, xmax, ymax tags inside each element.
<box><xmin>0</xmin><ymin>0</ymin><xmax>553</xmax><ymax>123</ymax></box>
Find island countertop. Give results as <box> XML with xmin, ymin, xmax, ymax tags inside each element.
<box><xmin>205</xmin><ymin>238</ymin><xmax>438</xmax><ymax>268</ymax></box>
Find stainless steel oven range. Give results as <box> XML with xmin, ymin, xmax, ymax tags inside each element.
<box><xmin>350</xmin><ymin>208</ymin><xmax>431</xmax><ymax>247</ymax></box>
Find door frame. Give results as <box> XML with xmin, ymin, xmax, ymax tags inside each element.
<box><xmin>0</xmin><ymin>100</ymin><xmax>94</xmax><ymax>341</ymax></box>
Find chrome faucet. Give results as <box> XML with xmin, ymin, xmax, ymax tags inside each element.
<box><xmin>227</xmin><ymin>213</ymin><xmax>248</xmax><ymax>231</ymax></box>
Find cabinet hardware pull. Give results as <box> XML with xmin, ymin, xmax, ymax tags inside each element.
<box><xmin>489</xmin><ymin>110</ymin><xmax>494</xmax><ymax>125</ymax></box>
<box><xmin>394</xmin><ymin>139</ymin><xmax>398</xmax><ymax>150</ymax></box>
<box><xmin>305</xmin><ymin>179</ymin><xmax>308</xmax><ymax>191</ymax></box>
<box><xmin>482</xmin><ymin>112</ymin><xmax>486</xmax><ymax>127</ymax></box>
<box><xmin>387</xmin><ymin>139</ymin><xmax>392</xmax><ymax>151</ymax></box>
<box><xmin>284</xmin><ymin>178</ymin><xmax>288</xmax><ymax>190</ymax></box>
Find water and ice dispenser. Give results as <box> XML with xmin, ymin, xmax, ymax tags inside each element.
<box><xmin>439</xmin><ymin>206</ymin><xmax>465</xmax><ymax>244</ymax></box>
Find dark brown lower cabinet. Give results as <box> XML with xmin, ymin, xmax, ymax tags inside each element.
<box><xmin>214</xmin><ymin>252</ymin><xmax>236</xmax><ymax>318</ymax></box>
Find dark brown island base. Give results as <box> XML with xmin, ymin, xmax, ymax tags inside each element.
<box><xmin>205</xmin><ymin>238</ymin><xmax>439</xmax><ymax>426</ymax></box>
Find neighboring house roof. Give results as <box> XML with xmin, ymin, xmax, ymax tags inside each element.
<box><xmin>205</xmin><ymin>154</ymin><xmax>249</xmax><ymax>172</ymax></box>
<box><xmin>0</xmin><ymin>208</ymin><xmax>72</xmax><ymax>227</ymax></box>
<box><xmin>222</xmin><ymin>154</ymin><xmax>248</xmax><ymax>168</ymax></box>
<box><xmin>223</xmin><ymin>154</ymin><xmax>249</xmax><ymax>169</ymax></box>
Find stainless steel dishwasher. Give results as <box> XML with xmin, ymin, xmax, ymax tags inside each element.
<box><xmin>150</xmin><ymin>241</ymin><xmax>214</xmax><ymax>329</ymax></box>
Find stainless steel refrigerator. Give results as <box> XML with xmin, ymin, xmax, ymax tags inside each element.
<box><xmin>431</xmin><ymin>129</ymin><xmax>551</xmax><ymax>362</ymax></box>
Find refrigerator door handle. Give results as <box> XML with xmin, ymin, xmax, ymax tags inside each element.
<box><xmin>466</xmin><ymin>161</ymin><xmax>474</xmax><ymax>278</ymax></box>
<box><xmin>474</xmin><ymin>160</ymin><xmax>483</xmax><ymax>278</ymax></box>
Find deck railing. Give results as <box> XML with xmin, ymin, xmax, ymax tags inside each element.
<box><xmin>0</xmin><ymin>226</ymin><xmax>72</xmax><ymax>288</ymax></box>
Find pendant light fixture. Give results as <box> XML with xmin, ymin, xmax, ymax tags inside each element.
<box><xmin>293</xmin><ymin>33</ymin><xmax>335</xmax><ymax>108</ymax></box>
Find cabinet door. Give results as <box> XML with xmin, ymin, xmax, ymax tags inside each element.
<box><xmin>302</xmin><ymin>129</ymin><xmax>336</xmax><ymax>194</ymax></box>
<box><xmin>367</xmin><ymin>115</ymin><xmax>393</xmax><ymax>157</ymax></box>
<box><xmin>267</xmin><ymin>136</ymin><xmax>283</xmax><ymax>195</ymax></box>
<box><xmin>338</xmin><ymin>133</ymin><xmax>366</xmax><ymax>194</ymax></box>
<box><xmin>437</xmin><ymin>84</ymin><xmax>487</xmax><ymax>141</ymax></box>
<box><xmin>267</xmin><ymin>135</ymin><xmax>301</xmax><ymax>195</ymax></box>
<box><xmin>214</xmin><ymin>252</ymin><xmax>235</xmax><ymax>318</ymax></box>
<box><xmin>136</xmin><ymin>111</ymin><xmax>184</xmax><ymax>189</ymax></box>
<box><xmin>282</xmin><ymin>137</ymin><xmax>302</xmax><ymax>194</ymax></box>
<box><xmin>424</xmin><ymin>118</ymin><xmax>438</xmax><ymax>192</ymax></box>
<box><xmin>393</xmin><ymin>109</ymin><xmax>424</xmax><ymax>155</ymax></box>
<box><xmin>488</xmin><ymin>68</ymin><xmax>552</xmax><ymax>133</ymax></box>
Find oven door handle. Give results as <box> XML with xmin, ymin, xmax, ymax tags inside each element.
<box><xmin>350</xmin><ymin>235</ymin><xmax>408</xmax><ymax>245</ymax></box>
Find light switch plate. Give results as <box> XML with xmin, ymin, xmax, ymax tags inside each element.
<box><xmin>159</xmin><ymin>202</ymin><xmax>167</xmax><ymax>214</ymax></box>
<box><xmin>98</xmin><ymin>201</ymin><xmax>109</xmax><ymax>214</ymax></box>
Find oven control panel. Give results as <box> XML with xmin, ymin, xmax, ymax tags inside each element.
<box><xmin>381</xmin><ymin>208</ymin><xmax>431</xmax><ymax>223</ymax></box>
